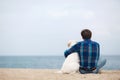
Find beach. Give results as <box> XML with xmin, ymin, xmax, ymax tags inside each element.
<box><xmin>0</xmin><ymin>69</ymin><xmax>120</xmax><ymax>80</ymax></box>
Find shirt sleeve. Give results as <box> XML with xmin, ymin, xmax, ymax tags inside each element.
<box><xmin>64</xmin><ymin>44</ymin><xmax>79</xmax><ymax>58</ymax></box>
<box><xmin>97</xmin><ymin>44</ymin><xmax>100</xmax><ymax>60</ymax></box>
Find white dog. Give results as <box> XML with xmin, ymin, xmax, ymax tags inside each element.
<box><xmin>57</xmin><ymin>40</ymin><xmax>80</xmax><ymax>74</ymax></box>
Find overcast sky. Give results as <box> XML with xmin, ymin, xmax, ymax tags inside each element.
<box><xmin>0</xmin><ymin>0</ymin><xmax>120</xmax><ymax>56</ymax></box>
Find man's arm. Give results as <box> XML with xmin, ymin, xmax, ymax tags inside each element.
<box><xmin>64</xmin><ymin>44</ymin><xmax>79</xmax><ymax>58</ymax></box>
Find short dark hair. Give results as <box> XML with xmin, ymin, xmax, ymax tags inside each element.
<box><xmin>81</xmin><ymin>29</ymin><xmax>92</xmax><ymax>39</ymax></box>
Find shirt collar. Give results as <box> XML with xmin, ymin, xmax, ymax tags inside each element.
<box><xmin>84</xmin><ymin>39</ymin><xmax>91</xmax><ymax>42</ymax></box>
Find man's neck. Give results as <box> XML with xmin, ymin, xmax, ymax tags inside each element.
<box><xmin>84</xmin><ymin>39</ymin><xmax>91</xmax><ymax>41</ymax></box>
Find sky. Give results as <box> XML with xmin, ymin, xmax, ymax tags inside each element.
<box><xmin>0</xmin><ymin>0</ymin><xmax>120</xmax><ymax>56</ymax></box>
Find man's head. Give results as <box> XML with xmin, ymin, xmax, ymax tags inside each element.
<box><xmin>81</xmin><ymin>29</ymin><xmax>92</xmax><ymax>40</ymax></box>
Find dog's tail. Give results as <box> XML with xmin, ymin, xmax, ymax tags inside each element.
<box><xmin>55</xmin><ymin>70</ymin><xmax>63</xmax><ymax>74</ymax></box>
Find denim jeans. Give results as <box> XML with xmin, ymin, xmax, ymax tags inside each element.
<box><xmin>80</xmin><ymin>58</ymin><xmax>107</xmax><ymax>74</ymax></box>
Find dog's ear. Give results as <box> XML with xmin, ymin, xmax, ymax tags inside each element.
<box><xmin>68</xmin><ymin>42</ymin><xmax>71</xmax><ymax>47</ymax></box>
<box><xmin>68</xmin><ymin>40</ymin><xmax>73</xmax><ymax>47</ymax></box>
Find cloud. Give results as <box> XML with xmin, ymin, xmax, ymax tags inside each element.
<box><xmin>70</xmin><ymin>10</ymin><xmax>95</xmax><ymax>19</ymax></box>
<box><xmin>48</xmin><ymin>10</ymin><xmax>68</xmax><ymax>17</ymax></box>
<box><xmin>47</xmin><ymin>8</ymin><xmax>95</xmax><ymax>20</ymax></box>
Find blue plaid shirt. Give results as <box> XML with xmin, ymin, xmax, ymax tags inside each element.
<box><xmin>64</xmin><ymin>39</ymin><xmax>100</xmax><ymax>69</ymax></box>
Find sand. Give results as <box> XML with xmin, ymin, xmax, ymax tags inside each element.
<box><xmin>0</xmin><ymin>68</ymin><xmax>120</xmax><ymax>80</ymax></box>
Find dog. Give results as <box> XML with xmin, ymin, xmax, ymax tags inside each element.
<box><xmin>57</xmin><ymin>40</ymin><xmax>80</xmax><ymax>74</ymax></box>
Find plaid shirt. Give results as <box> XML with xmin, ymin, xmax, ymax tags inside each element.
<box><xmin>64</xmin><ymin>39</ymin><xmax>100</xmax><ymax>69</ymax></box>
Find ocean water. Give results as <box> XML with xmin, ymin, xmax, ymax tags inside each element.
<box><xmin>0</xmin><ymin>55</ymin><xmax>120</xmax><ymax>70</ymax></box>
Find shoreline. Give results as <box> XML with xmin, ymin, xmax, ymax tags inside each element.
<box><xmin>0</xmin><ymin>68</ymin><xmax>120</xmax><ymax>80</ymax></box>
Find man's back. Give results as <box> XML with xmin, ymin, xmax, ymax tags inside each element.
<box><xmin>78</xmin><ymin>39</ymin><xmax>99</xmax><ymax>69</ymax></box>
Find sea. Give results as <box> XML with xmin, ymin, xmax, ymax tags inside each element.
<box><xmin>0</xmin><ymin>55</ymin><xmax>120</xmax><ymax>70</ymax></box>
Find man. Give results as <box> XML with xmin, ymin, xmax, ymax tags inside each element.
<box><xmin>64</xmin><ymin>29</ymin><xmax>106</xmax><ymax>74</ymax></box>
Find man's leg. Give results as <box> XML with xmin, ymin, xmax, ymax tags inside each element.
<box><xmin>80</xmin><ymin>58</ymin><xmax>107</xmax><ymax>74</ymax></box>
<box><xmin>93</xmin><ymin>58</ymin><xmax>107</xmax><ymax>73</ymax></box>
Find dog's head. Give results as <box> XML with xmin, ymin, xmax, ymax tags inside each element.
<box><xmin>68</xmin><ymin>40</ymin><xmax>77</xmax><ymax>48</ymax></box>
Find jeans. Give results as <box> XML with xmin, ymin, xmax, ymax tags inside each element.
<box><xmin>80</xmin><ymin>58</ymin><xmax>107</xmax><ymax>74</ymax></box>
